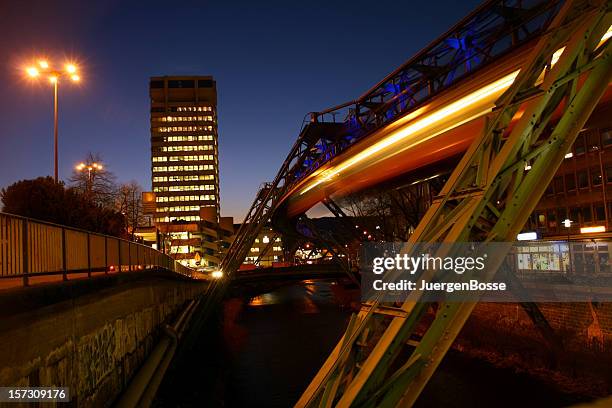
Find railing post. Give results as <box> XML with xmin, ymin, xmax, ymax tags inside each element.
<box><xmin>22</xmin><ymin>219</ymin><xmax>28</xmax><ymax>287</ymax></box>
<box><xmin>86</xmin><ymin>232</ymin><xmax>91</xmax><ymax>278</ymax></box>
<box><xmin>118</xmin><ymin>240</ymin><xmax>122</xmax><ymax>272</ymax></box>
<box><xmin>104</xmin><ymin>237</ymin><xmax>108</xmax><ymax>274</ymax></box>
<box><xmin>128</xmin><ymin>242</ymin><xmax>131</xmax><ymax>272</ymax></box>
<box><xmin>62</xmin><ymin>228</ymin><xmax>67</xmax><ymax>281</ymax></box>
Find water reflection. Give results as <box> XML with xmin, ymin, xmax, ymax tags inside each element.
<box><xmin>248</xmin><ymin>292</ymin><xmax>282</xmax><ymax>306</ymax></box>
<box><xmin>156</xmin><ymin>278</ymin><xmax>590</xmax><ymax>408</ymax></box>
<box><xmin>226</xmin><ymin>280</ymin><xmax>351</xmax><ymax>407</ymax></box>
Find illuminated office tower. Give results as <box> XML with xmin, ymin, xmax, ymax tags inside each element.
<box><xmin>149</xmin><ymin>76</ymin><xmax>221</xmax><ymax>267</ymax></box>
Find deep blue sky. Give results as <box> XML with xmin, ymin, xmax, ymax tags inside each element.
<box><xmin>0</xmin><ymin>0</ymin><xmax>481</xmax><ymax>220</ymax></box>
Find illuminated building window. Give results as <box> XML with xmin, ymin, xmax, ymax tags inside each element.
<box><xmin>153</xmin><ymin>115</ymin><xmax>214</xmax><ymax>123</ymax></box>
<box><xmin>166</xmin><ymin>184</ymin><xmax>215</xmax><ymax>193</ymax></box>
<box><xmin>155</xmin><ymin>195</ymin><xmax>217</xmax><ymax>202</ymax></box>
<box><xmin>164</xmin><ymin>135</ymin><xmax>214</xmax><ymax>142</ymax></box>
<box><xmin>174</xmin><ymin>246</ymin><xmax>190</xmax><ymax>254</ymax></box>
<box><xmin>155</xmin><ymin>125</ymin><xmax>214</xmax><ymax>133</ymax></box>
<box><xmin>262</xmin><ymin>236</ymin><xmax>270</xmax><ymax>244</ymax></box>
<box><xmin>250</xmin><ymin>247</ymin><xmax>260</xmax><ymax>252</ymax></box>
<box><xmin>170</xmin><ymin>215</ymin><xmax>200</xmax><ymax>222</ymax></box>
<box><xmin>273</xmin><ymin>246</ymin><xmax>282</xmax><ymax>251</ymax></box>
<box><xmin>153</xmin><ymin>165</ymin><xmax>216</xmax><ymax>172</ymax></box>
<box><xmin>169</xmin><ymin>232</ymin><xmax>190</xmax><ymax>239</ymax></box>
<box><xmin>168</xmin><ymin>155</ymin><xmax>214</xmax><ymax>162</ymax></box>
<box><xmin>164</xmin><ymin>174</ymin><xmax>215</xmax><ymax>182</ymax></box>
<box><xmin>156</xmin><ymin>205</ymin><xmax>201</xmax><ymax>212</ymax></box>
<box><xmin>174</xmin><ymin>106</ymin><xmax>213</xmax><ymax>112</ymax></box>
<box><xmin>161</xmin><ymin>145</ymin><xmax>213</xmax><ymax>152</ymax></box>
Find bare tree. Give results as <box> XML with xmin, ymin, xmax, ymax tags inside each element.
<box><xmin>115</xmin><ymin>181</ymin><xmax>145</xmax><ymax>240</ymax></box>
<box><xmin>338</xmin><ymin>176</ymin><xmax>446</xmax><ymax>241</ymax></box>
<box><xmin>70</xmin><ymin>152</ymin><xmax>118</xmax><ymax>207</ymax></box>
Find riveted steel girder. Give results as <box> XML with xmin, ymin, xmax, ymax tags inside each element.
<box><xmin>296</xmin><ymin>1</ymin><xmax>612</xmax><ymax>407</ymax></box>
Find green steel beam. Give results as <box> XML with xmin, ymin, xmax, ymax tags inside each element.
<box><xmin>296</xmin><ymin>1</ymin><xmax>612</xmax><ymax>406</ymax></box>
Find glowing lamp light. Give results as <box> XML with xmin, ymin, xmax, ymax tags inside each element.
<box><xmin>564</xmin><ymin>152</ymin><xmax>573</xmax><ymax>159</ymax></box>
<box><xmin>517</xmin><ymin>231</ymin><xmax>538</xmax><ymax>241</ymax></box>
<box><xmin>71</xmin><ymin>74</ymin><xmax>80</xmax><ymax>82</ymax></box>
<box><xmin>38</xmin><ymin>60</ymin><xmax>49</xmax><ymax>69</ymax></box>
<box><xmin>26</xmin><ymin>67</ymin><xmax>39</xmax><ymax>77</ymax></box>
<box><xmin>109</xmin><ymin>265</ymin><xmax>116</xmax><ymax>272</ymax></box>
<box><xmin>65</xmin><ymin>64</ymin><xmax>77</xmax><ymax>74</ymax></box>
<box><xmin>211</xmin><ymin>270</ymin><xmax>223</xmax><ymax>279</ymax></box>
<box><xmin>49</xmin><ymin>76</ymin><xmax>58</xmax><ymax>84</ymax></box>
<box><xmin>580</xmin><ymin>226</ymin><xmax>605</xmax><ymax>234</ymax></box>
<box><xmin>563</xmin><ymin>219</ymin><xmax>572</xmax><ymax>228</ymax></box>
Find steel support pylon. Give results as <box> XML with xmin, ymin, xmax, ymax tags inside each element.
<box><xmin>296</xmin><ymin>1</ymin><xmax>612</xmax><ymax>406</ymax></box>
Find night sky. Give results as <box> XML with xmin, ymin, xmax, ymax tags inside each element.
<box><xmin>0</xmin><ymin>0</ymin><xmax>481</xmax><ymax>220</ymax></box>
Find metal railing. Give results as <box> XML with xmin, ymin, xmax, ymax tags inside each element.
<box><xmin>0</xmin><ymin>212</ymin><xmax>196</xmax><ymax>286</ymax></box>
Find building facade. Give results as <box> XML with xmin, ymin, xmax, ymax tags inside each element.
<box><xmin>243</xmin><ymin>226</ymin><xmax>284</xmax><ymax>267</ymax></box>
<box><xmin>525</xmin><ymin>115</ymin><xmax>612</xmax><ymax>239</ymax></box>
<box><xmin>149</xmin><ymin>76</ymin><xmax>221</xmax><ymax>268</ymax></box>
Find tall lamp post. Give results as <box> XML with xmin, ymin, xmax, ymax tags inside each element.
<box><xmin>563</xmin><ymin>218</ymin><xmax>573</xmax><ymax>273</ymax></box>
<box><xmin>75</xmin><ymin>161</ymin><xmax>103</xmax><ymax>195</ymax></box>
<box><xmin>26</xmin><ymin>59</ymin><xmax>81</xmax><ymax>183</ymax></box>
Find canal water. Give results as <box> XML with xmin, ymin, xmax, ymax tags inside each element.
<box><xmin>155</xmin><ymin>280</ymin><xmax>591</xmax><ymax>407</ymax></box>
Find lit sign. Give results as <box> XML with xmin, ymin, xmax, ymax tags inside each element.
<box><xmin>517</xmin><ymin>232</ymin><xmax>538</xmax><ymax>241</ymax></box>
<box><xmin>580</xmin><ymin>226</ymin><xmax>605</xmax><ymax>234</ymax></box>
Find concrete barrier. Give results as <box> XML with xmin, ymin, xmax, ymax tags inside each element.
<box><xmin>0</xmin><ymin>271</ymin><xmax>209</xmax><ymax>407</ymax></box>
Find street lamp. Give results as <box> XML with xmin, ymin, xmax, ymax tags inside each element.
<box><xmin>563</xmin><ymin>218</ymin><xmax>573</xmax><ymax>273</ymax></box>
<box><xmin>26</xmin><ymin>59</ymin><xmax>82</xmax><ymax>182</ymax></box>
<box><xmin>75</xmin><ymin>161</ymin><xmax>102</xmax><ymax>194</ymax></box>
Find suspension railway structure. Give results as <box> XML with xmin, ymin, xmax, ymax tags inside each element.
<box><xmin>213</xmin><ymin>0</ymin><xmax>612</xmax><ymax>406</ymax></box>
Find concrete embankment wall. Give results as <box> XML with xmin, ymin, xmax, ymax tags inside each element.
<box><xmin>0</xmin><ymin>271</ymin><xmax>208</xmax><ymax>407</ymax></box>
